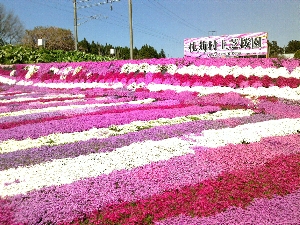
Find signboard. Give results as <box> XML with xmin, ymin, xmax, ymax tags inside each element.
<box><xmin>110</xmin><ymin>49</ymin><xmax>115</xmax><ymax>55</ymax></box>
<box><xmin>184</xmin><ymin>32</ymin><xmax>268</xmax><ymax>58</ymax></box>
<box><xmin>37</xmin><ymin>39</ymin><xmax>46</xmax><ymax>47</ymax></box>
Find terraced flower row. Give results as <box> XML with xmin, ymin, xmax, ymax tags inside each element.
<box><xmin>0</xmin><ymin>57</ymin><xmax>300</xmax><ymax>224</ymax></box>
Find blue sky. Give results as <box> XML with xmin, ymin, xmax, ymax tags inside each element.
<box><xmin>1</xmin><ymin>0</ymin><xmax>299</xmax><ymax>58</ymax></box>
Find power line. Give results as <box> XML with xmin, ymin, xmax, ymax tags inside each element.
<box><xmin>77</xmin><ymin>14</ymin><xmax>107</xmax><ymax>26</ymax></box>
<box><xmin>77</xmin><ymin>0</ymin><xmax>120</xmax><ymax>9</ymax></box>
<box><xmin>27</xmin><ymin>0</ymin><xmax>73</xmax><ymax>14</ymax></box>
<box><xmin>75</xmin><ymin>2</ymin><xmax>179</xmax><ymax>43</ymax></box>
<box><xmin>75</xmin><ymin>0</ymin><xmax>181</xmax><ymax>57</ymax></box>
<box><xmin>110</xmin><ymin>13</ymin><xmax>182</xmax><ymax>44</ymax></box>
<box><xmin>92</xmin><ymin>11</ymin><xmax>182</xmax><ymax>45</ymax></box>
<box><xmin>26</xmin><ymin>0</ymin><xmax>87</xmax><ymax>20</ymax></box>
<box><xmin>26</xmin><ymin>0</ymin><xmax>182</xmax><ymax>53</ymax></box>
<box><xmin>146</xmin><ymin>0</ymin><xmax>206</xmax><ymax>34</ymax></box>
<box><xmin>71</xmin><ymin>0</ymin><xmax>184</xmax><ymax>45</ymax></box>
<box><xmin>73</xmin><ymin>0</ymin><xmax>121</xmax><ymax>50</ymax></box>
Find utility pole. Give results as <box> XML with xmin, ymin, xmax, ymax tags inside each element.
<box><xmin>128</xmin><ymin>0</ymin><xmax>133</xmax><ymax>59</ymax></box>
<box><xmin>73</xmin><ymin>0</ymin><xmax>120</xmax><ymax>51</ymax></box>
<box><xmin>73</xmin><ymin>0</ymin><xmax>78</xmax><ymax>51</ymax></box>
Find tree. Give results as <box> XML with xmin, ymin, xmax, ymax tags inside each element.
<box><xmin>90</xmin><ymin>41</ymin><xmax>99</xmax><ymax>55</ymax></box>
<box><xmin>158</xmin><ymin>49</ymin><xmax>166</xmax><ymax>58</ymax></box>
<box><xmin>138</xmin><ymin>44</ymin><xmax>159</xmax><ymax>59</ymax></box>
<box><xmin>75</xmin><ymin>37</ymin><xmax>165</xmax><ymax>60</ymax></box>
<box><xmin>294</xmin><ymin>49</ymin><xmax>300</xmax><ymax>59</ymax></box>
<box><xmin>101</xmin><ymin>43</ymin><xmax>114</xmax><ymax>56</ymax></box>
<box><xmin>0</xmin><ymin>3</ymin><xmax>25</xmax><ymax>44</ymax></box>
<box><xmin>117</xmin><ymin>46</ymin><xmax>130</xmax><ymax>59</ymax></box>
<box><xmin>285</xmin><ymin>40</ymin><xmax>300</xmax><ymax>54</ymax></box>
<box><xmin>133</xmin><ymin>47</ymin><xmax>139</xmax><ymax>59</ymax></box>
<box><xmin>22</xmin><ymin>26</ymin><xmax>75</xmax><ymax>51</ymax></box>
<box><xmin>268</xmin><ymin>41</ymin><xmax>283</xmax><ymax>58</ymax></box>
<box><xmin>0</xmin><ymin>38</ymin><xmax>6</xmax><ymax>46</ymax></box>
<box><xmin>78</xmin><ymin>38</ymin><xmax>90</xmax><ymax>52</ymax></box>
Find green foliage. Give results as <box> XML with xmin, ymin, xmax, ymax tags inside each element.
<box><xmin>139</xmin><ymin>44</ymin><xmax>159</xmax><ymax>59</ymax></box>
<box><xmin>78</xmin><ymin>38</ymin><xmax>91</xmax><ymax>53</ymax></box>
<box><xmin>294</xmin><ymin>49</ymin><xmax>300</xmax><ymax>59</ymax></box>
<box><xmin>158</xmin><ymin>49</ymin><xmax>166</xmax><ymax>58</ymax></box>
<box><xmin>117</xmin><ymin>46</ymin><xmax>130</xmax><ymax>60</ymax></box>
<box><xmin>22</xmin><ymin>26</ymin><xmax>75</xmax><ymax>51</ymax></box>
<box><xmin>0</xmin><ymin>37</ymin><xmax>166</xmax><ymax>64</ymax></box>
<box><xmin>90</xmin><ymin>41</ymin><xmax>99</xmax><ymax>55</ymax></box>
<box><xmin>285</xmin><ymin>40</ymin><xmax>300</xmax><ymax>54</ymax></box>
<box><xmin>0</xmin><ymin>44</ymin><xmax>112</xmax><ymax>65</ymax></box>
<box><xmin>78</xmin><ymin>38</ymin><xmax>166</xmax><ymax>60</ymax></box>
<box><xmin>268</xmin><ymin>40</ymin><xmax>284</xmax><ymax>58</ymax></box>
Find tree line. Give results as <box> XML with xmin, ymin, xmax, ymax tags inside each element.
<box><xmin>2</xmin><ymin>24</ymin><xmax>166</xmax><ymax>60</ymax></box>
<box><xmin>0</xmin><ymin>3</ymin><xmax>165</xmax><ymax>60</ymax></box>
<box><xmin>77</xmin><ymin>38</ymin><xmax>166</xmax><ymax>60</ymax></box>
<box><xmin>20</xmin><ymin>26</ymin><xmax>166</xmax><ymax>60</ymax></box>
<box><xmin>268</xmin><ymin>40</ymin><xmax>300</xmax><ymax>58</ymax></box>
<box><xmin>0</xmin><ymin>3</ymin><xmax>299</xmax><ymax>59</ymax></box>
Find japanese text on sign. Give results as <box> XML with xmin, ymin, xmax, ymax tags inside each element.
<box><xmin>184</xmin><ymin>32</ymin><xmax>268</xmax><ymax>58</ymax></box>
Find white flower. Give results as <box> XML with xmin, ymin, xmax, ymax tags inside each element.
<box><xmin>0</xmin><ymin>75</ymin><xmax>16</xmax><ymax>85</ymax></box>
<box><xmin>146</xmin><ymin>83</ymin><xmax>300</xmax><ymax>101</ymax></box>
<box><xmin>0</xmin><ymin>109</ymin><xmax>253</xmax><ymax>154</ymax></box>
<box><xmin>49</xmin><ymin>67</ymin><xmax>59</xmax><ymax>74</ymax></box>
<box><xmin>0</xmin><ymin>138</ymin><xmax>194</xmax><ymax>197</ymax></box>
<box><xmin>24</xmin><ymin>65</ymin><xmax>40</xmax><ymax>79</ymax></box>
<box><xmin>127</xmin><ymin>82</ymin><xmax>146</xmax><ymax>91</ymax></box>
<box><xmin>63</xmin><ymin>66</ymin><xmax>73</xmax><ymax>75</ymax></box>
<box><xmin>166</xmin><ymin>64</ymin><xmax>178</xmax><ymax>74</ymax></box>
<box><xmin>120</xmin><ymin>63</ymin><xmax>140</xmax><ymax>73</ymax></box>
<box><xmin>86</xmin><ymin>71</ymin><xmax>92</xmax><ymax>78</ymax></box>
<box><xmin>2</xmin><ymin>116</ymin><xmax>300</xmax><ymax>197</ymax></box>
<box><xmin>291</xmin><ymin>67</ymin><xmax>300</xmax><ymax>79</ymax></box>
<box><xmin>73</xmin><ymin>66</ymin><xmax>82</xmax><ymax>75</ymax></box>
<box><xmin>186</xmin><ymin>118</ymin><xmax>300</xmax><ymax>148</ymax></box>
<box><xmin>9</xmin><ymin>70</ymin><xmax>16</xmax><ymax>76</ymax></box>
<box><xmin>60</xmin><ymin>74</ymin><xmax>67</xmax><ymax>80</ymax></box>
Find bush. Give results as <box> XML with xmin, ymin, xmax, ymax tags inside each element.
<box><xmin>294</xmin><ymin>50</ymin><xmax>300</xmax><ymax>59</ymax></box>
<box><xmin>0</xmin><ymin>44</ymin><xmax>113</xmax><ymax>64</ymax></box>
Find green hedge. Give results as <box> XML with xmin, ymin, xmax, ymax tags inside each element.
<box><xmin>294</xmin><ymin>50</ymin><xmax>300</xmax><ymax>59</ymax></box>
<box><xmin>0</xmin><ymin>45</ymin><xmax>113</xmax><ymax>64</ymax></box>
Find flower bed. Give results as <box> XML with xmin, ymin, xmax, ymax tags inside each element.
<box><xmin>0</xmin><ymin>57</ymin><xmax>300</xmax><ymax>224</ymax></box>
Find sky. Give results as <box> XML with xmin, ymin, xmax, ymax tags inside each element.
<box><xmin>1</xmin><ymin>0</ymin><xmax>299</xmax><ymax>58</ymax></box>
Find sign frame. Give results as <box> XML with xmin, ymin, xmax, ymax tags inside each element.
<box><xmin>184</xmin><ymin>32</ymin><xmax>268</xmax><ymax>58</ymax></box>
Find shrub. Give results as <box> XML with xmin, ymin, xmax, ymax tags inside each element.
<box><xmin>294</xmin><ymin>49</ymin><xmax>300</xmax><ymax>59</ymax></box>
<box><xmin>0</xmin><ymin>44</ymin><xmax>113</xmax><ymax>65</ymax></box>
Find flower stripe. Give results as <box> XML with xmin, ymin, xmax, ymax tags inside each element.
<box><xmin>0</xmin><ymin>98</ymin><xmax>155</xmax><ymax>118</ymax></box>
<box><xmin>0</xmin><ymin>93</ymin><xmax>85</xmax><ymax>104</ymax></box>
<box><xmin>0</xmin><ymin>114</ymin><xmax>273</xmax><ymax>170</ymax></box>
<box><xmin>81</xmin><ymin>153</ymin><xmax>300</xmax><ymax>225</ymax></box>
<box><xmin>1</xmin><ymin>58</ymin><xmax>300</xmax><ymax>224</ymax></box>
<box><xmin>2</xmin><ymin>73</ymin><xmax>300</xmax><ymax>100</ymax></box>
<box><xmin>0</xmin><ymin>109</ymin><xmax>254</xmax><ymax>154</ymax></box>
<box><xmin>156</xmin><ymin>188</ymin><xmax>300</xmax><ymax>224</ymax></box>
<box><xmin>121</xmin><ymin>63</ymin><xmax>300</xmax><ymax>78</ymax></box>
<box><xmin>1</xmin><ymin>117</ymin><xmax>299</xmax><ymax>197</ymax></box>
<box><xmin>0</xmin><ymin>105</ymin><xmax>219</xmax><ymax>140</ymax></box>
<box><xmin>1</xmin><ymin>134</ymin><xmax>300</xmax><ymax>224</ymax></box>
<box><xmin>0</xmin><ymin>137</ymin><xmax>195</xmax><ymax>197</ymax></box>
<box><xmin>147</xmin><ymin>83</ymin><xmax>300</xmax><ymax>101</ymax></box>
<box><xmin>186</xmin><ymin>118</ymin><xmax>300</xmax><ymax>148</ymax></box>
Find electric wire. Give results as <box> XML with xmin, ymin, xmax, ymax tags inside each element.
<box><xmin>146</xmin><ymin>0</ymin><xmax>206</xmax><ymax>35</ymax></box>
